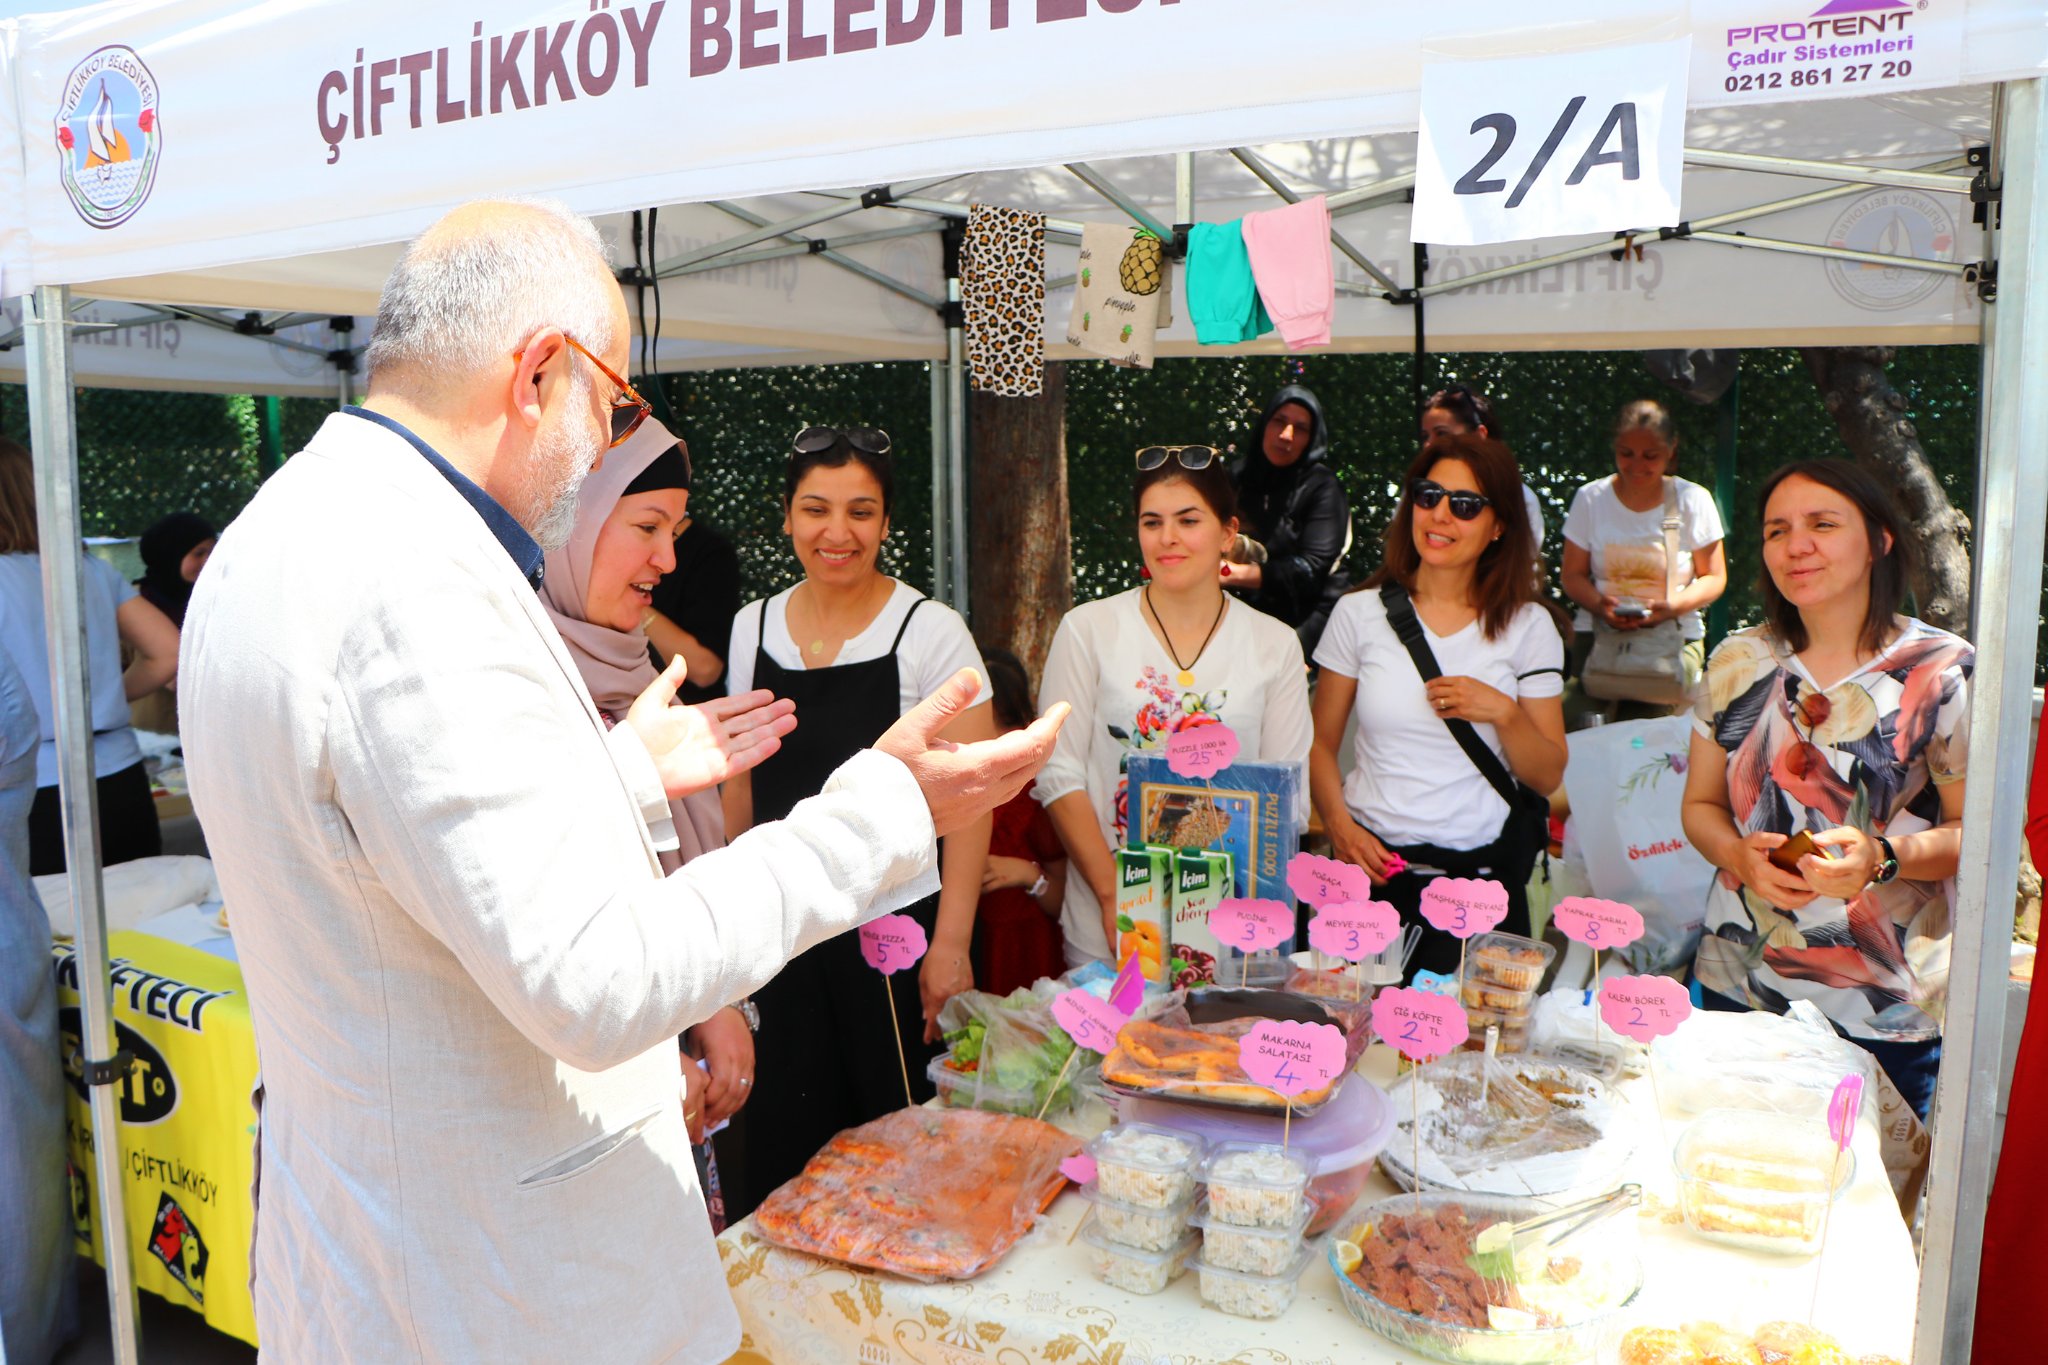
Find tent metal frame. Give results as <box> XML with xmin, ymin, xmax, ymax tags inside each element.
<box><xmin>16</xmin><ymin>88</ymin><xmax>2045</xmax><ymax>1365</ymax></box>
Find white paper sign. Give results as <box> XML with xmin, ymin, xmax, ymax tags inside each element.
<box><xmin>1413</xmin><ymin>38</ymin><xmax>1691</xmax><ymax>247</ymax></box>
<box><xmin>1693</xmin><ymin>0</ymin><xmax>1965</xmax><ymax>107</ymax></box>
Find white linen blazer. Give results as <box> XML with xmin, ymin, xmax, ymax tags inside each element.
<box><xmin>181</xmin><ymin>412</ymin><xmax>939</xmax><ymax>1363</ymax></box>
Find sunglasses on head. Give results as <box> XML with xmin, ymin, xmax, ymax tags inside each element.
<box><xmin>793</xmin><ymin>425</ymin><xmax>892</xmax><ymax>457</ymax></box>
<box><xmin>1135</xmin><ymin>444</ymin><xmax>1219</xmax><ymax>472</ymax></box>
<box><xmin>1410</xmin><ymin>478</ymin><xmax>1492</xmax><ymax>521</ymax></box>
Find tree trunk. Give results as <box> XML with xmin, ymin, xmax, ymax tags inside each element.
<box><xmin>968</xmin><ymin>362</ymin><xmax>1072</xmax><ymax>685</ymax></box>
<box><xmin>1801</xmin><ymin>345</ymin><xmax>1973</xmax><ymax>634</ymax></box>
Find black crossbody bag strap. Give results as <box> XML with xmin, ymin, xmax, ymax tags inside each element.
<box><xmin>1378</xmin><ymin>582</ymin><xmax>1525</xmax><ymax>809</ymax></box>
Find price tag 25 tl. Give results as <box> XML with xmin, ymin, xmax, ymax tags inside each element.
<box><xmin>1412</xmin><ymin>36</ymin><xmax>1690</xmax><ymax>247</ymax></box>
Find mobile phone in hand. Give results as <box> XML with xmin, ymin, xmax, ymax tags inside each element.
<box><xmin>1612</xmin><ymin>602</ymin><xmax>1650</xmax><ymax>621</ymax></box>
<box><xmin>1767</xmin><ymin>829</ymin><xmax>1835</xmax><ymax>873</ymax></box>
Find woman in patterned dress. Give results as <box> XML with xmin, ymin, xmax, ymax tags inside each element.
<box><xmin>1680</xmin><ymin>459</ymin><xmax>1969</xmax><ymax>1118</ymax></box>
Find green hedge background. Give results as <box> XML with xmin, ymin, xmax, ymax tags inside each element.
<box><xmin>0</xmin><ymin>344</ymin><xmax>2030</xmax><ymax>672</ymax></box>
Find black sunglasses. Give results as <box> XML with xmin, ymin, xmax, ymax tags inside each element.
<box><xmin>1135</xmin><ymin>444</ymin><xmax>1219</xmax><ymax>471</ymax></box>
<box><xmin>1410</xmin><ymin>478</ymin><xmax>1492</xmax><ymax>521</ymax></box>
<box><xmin>793</xmin><ymin>425</ymin><xmax>892</xmax><ymax>457</ymax></box>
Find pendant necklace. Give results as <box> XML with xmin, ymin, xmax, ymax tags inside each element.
<box><xmin>1145</xmin><ymin>585</ymin><xmax>1227</xmax><ymax>689</ymax></box>
<box><xmin>799</xmin><ymin>578</ymin><xmax>881</xmax><ymax>659</ymax></box>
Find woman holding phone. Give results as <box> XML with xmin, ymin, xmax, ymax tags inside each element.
<box><xmin>1680</xmin><ymin>459</ymin><xmax>1968</xmax><ymax>1118</ymax></box>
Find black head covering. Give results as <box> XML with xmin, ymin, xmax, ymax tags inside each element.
<box><xmin>1239</xmin><ymin>385</ymin><xmax>1329</xmax><ymax>475</ymax></box>
<box><xmin>621</xmin><ymin>441</ymin><xmax>692</xmax><ymax>495</ymax></box>
<box><xmin>136</xmin><ymin>512</ymin><xmax>216</xmax><ymax>626</ymax></box>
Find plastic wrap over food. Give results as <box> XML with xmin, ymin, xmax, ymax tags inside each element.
<box><xmin>1654</xmin><ymin>1001</ymin><xmax>1875</xmax><ymax>1119</ymax></box>
<box><xmin>1383</xmin><ymin>1053</ymin><xmax>1635</xmax><ymax>1197</ymax></box>
<box><xmin>1283</xmin><ymin>965</ymin><xmax>1374</xmax><ymax>1061</ymax></box>
<box><xmin>936</xmin><ymin>983</ymin><xmax>1090</xmax><ymax>1117</ymax></box>
<box><xmin>1100</xmin><ymin>988</ymin><xmax>1352</xmax><ymax>1115</ymax></box>
<box><xmin>752</xmin><ymin>1107</ymin><xmax>1079</xmax><ymax>1281</ymax></box>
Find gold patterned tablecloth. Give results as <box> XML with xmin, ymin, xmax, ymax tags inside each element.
<box><xmin>720</xmin><ymin>1049</ymin><xmax>1920</xmax><ymax>1364</ymax></box>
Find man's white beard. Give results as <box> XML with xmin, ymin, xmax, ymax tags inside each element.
<box><xmin>527</xmin><ymin>410</ymin><xmax>602</xmax><ymax>551</ymax></box>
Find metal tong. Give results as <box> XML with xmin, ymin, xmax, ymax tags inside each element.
<box><xmin>1507</xmin><ymin>1183</ymin><xmax>1643</xmax><ymax>1248</ymax></box>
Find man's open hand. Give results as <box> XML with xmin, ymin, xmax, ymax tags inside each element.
<box><xmin>626</xmin><ymin>657</ymin><xmax>798</xmax><ymax>800</ymax></box>
<box><xmin>874</xmin><ymin>668</ymin><xmax>1068</xmax><ymax>838</ymax></box>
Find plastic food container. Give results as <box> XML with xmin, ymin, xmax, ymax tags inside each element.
<box><xmin>927</xmin><ymin>1055</ymin><xmax>1039</xmax><ymax>1116</ymax></box>
<box><xmin>1654</xmin><ymin>1010</ymin><xmax>1867</xmax><ymax>1119</ymax></box>
<box><xmin>1201</xmin><ymin>1141</ymin><xmax>1316</xmax><ymax>1228</ymax></box>
<box><xmin>1673</xmin><ymin>1109</ymin><xmax>1855</xmax><ymax>1257</ymax></box>
<box><xmin>1189</xmin><ymin>1195</ymin><xmax>1310</xmax><ymax>1276</ymax></box>
<box><xmin>1596</xmin><ymin>1315</ymin><xmax>1908</xmax><ymax>1365</ymax></box>
<box><xmin>1332</xmin><ymin>1191</ymin><xmax>1644</xmax><ymax>1364</ymax></box>
<box><xmin>1086</xmin><ymin>1123</ymin><xmax>1206</xmax><ymax>1210</ymax></box>
<box><xmin>1125</xmin><ymin>1077</ymin><xmax>1396</xmax><ymax>1236</ymax></box>
<box><xmin>1194</xmin><ymin>1243</ymin><xmax>1314</xmax><ymax>1319</ymax></box>
<box><xmin>1080</xmin><ymin>1217</ymin><xmax>1198</xmax><ymax>1295</ymax></box>
<box><xmin>1467</xmin><ymin>932</ymin><xmax>1555</xmax><ymax>993</ymax></box>
<box><xmin>1076</xmin><ymin>1180</ymin><xmax>1195</xmax><ymax>1253</ymax></box>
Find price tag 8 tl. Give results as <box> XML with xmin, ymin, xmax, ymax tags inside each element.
<box><xmin>1412</xmin><ymin>36</ymin><xmax>1690</xmax><ymax>247</ymax></box>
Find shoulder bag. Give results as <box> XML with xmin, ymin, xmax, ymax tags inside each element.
<box><xmin>1581</xmin><ymin>482</ymin><xmax>1695</xmax><ymax>706</ymax></box>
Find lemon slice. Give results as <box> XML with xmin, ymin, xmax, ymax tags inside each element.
<box><xmin>1333</xmin><ymin>1240</ymin><xmax>1363</xmax><ymax>1275</ymax></box>
<box><xmin>1487</xmin><ymin>1306</ymin><xmax>1541</xmax><ymax>1332</ymax></box>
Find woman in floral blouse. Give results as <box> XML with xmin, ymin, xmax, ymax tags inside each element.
<box><xmin>1681</xmin><ymin>459</ymin><xmax>1969</xmax><ymax>1117</ymax></box>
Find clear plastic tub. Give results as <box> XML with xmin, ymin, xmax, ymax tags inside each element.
<box><xmin>927</xmin><ymin>1054</ymin><xmax>1039</xmax><ymax>1116</ymax></box>
<box><xmin>1673</xmin><ymin>1109</ymin><xmax>1855</xmax><ymax>1257</ymax></box>
<box><xmin>1200</xmin><ymin>1141</ymin><xmax>1315</xmax><ymax>1228</ymax></box>
<box><xmin>1080</xmin><ymin>1217</ymin><xmax>1198</xmax><ymax>1295</ymax></box>
<box><xmin>1086</xmin><ymin>1123</ymin><xmax>1206</xmax><ymax>1210</ymax></box>
<box><xmin>1460</xmin><ymin>978</ymin><xmax>1538</xmax><ymax>1013</ymax></box>
<box><xmin>1194</xmin><ymin>1244</ymin><xmax>1314</xmax><ymax>1319</ymax></box>
<box><xmin>1076</xmin><ymin>1180</ymin><xmax>1195</xmax><ymax>1253</ymax></box>
<box><xmin>1466</xmin><ymin>932</ymin><xmax>1555</xmax><ymax>993</ymax></box>
<box><xmin>1189</xmin><ymin>1195</ymin><xmax>1310</xmax><ymax>1276</ymax></box>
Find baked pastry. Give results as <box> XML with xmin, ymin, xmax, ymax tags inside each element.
<box><xmin>1684</xmin><ymin>1321</ymin><xmax>1765</xmax><ymax>1365</ymax></box>
<box><xmin>1753</xmin><ymin>1322</ymin><xmax>1833</xmax><ymax>1363</ymax></box>
<box><xmin>1617</xmin><ymin>1326</ymin><xmax>1703</xmax><ymax>1365</ymax></box>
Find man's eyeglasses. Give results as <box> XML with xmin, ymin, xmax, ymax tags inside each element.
<box><xmin>1410</xmin><ymin>478</ymin><xmax>1491</xmax><ymax>521</ymax></box>
<box><xmin>513</xmin><ymin>333</ymin><xmax>652</xmax><ymax>449</ymax></box>
<box><xmin>1135</xmin><ymin>444</ymin><xmax>1219</xmax><ymax>471</ymax></box>
<box><xmin>793</xmin><ymin>425</ymin><xmax>892</xmax><ymax>457</ymax></box>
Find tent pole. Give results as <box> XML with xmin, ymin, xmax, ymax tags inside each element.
<box><xmin>1684</xmin><ymin>230</ymin><xmax>1968</xmax><ymax>276</ymax></box>
<box><xmin>653</xmin><ymin>174</ymin><xmax>964</xmax><ymax>273</ymax></box>
<box><xmin>1914</xmin><ymin>75</ymin><xmax>2048</xmax><ymax>1365</ymax></box>
<box><xmin>1682</xmin><ymin>147</ymin><xmax>1974</xmax><ymax>195</ymax></box>
<box><xmin>929</xmin><ymin>358</ymin><xmax>949</xmax><ymax>603</ymax></box>
<box><xmin>1230</xmin><ymin>147</ymin><xmax>1402</xmax><ymax>296</ymax></box>
<box><xmin>22</xmin><ymin>284</ymin><xmax>142</xmax><ymax>1365</ymax></box>
<box><xmin>946</xmin><ymin>275</ymin><xmax>969</xmax><ymax>618</ymax></box>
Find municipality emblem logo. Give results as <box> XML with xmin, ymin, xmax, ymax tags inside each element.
<box><xmin>54</xmin><ymin>44</ymin><xmax>161</xmax><ymax>230</ymax></box>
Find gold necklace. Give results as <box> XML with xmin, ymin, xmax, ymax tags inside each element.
<box><xmin>1144</xmin><ymin>586</ymin><xmax>1227</xmax><ymax>688</ymax></box>
<box><xmin>799</xmin><ymin>578</ymin><xmax>883</xmax><ymax>658</ymax></box>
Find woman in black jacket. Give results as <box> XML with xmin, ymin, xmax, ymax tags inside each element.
<box><xmin>1226</xmin><ymin>384</ymin><xmax>1352</xmax><ymax>654</ymax></box>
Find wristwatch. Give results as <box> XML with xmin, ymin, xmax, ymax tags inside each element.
<box><xmin>1027</xmin><ymin>865</ymin><xmax>1050</xmax><ymax>900</ymax></box>
<box><xmin>730</xmin><ymin>999</ymin><xmax>760</xmax><ymax>1033</ymax></box>
<box><xmin>1870</xmin><ymin>834</ymin><xmax>1901</xmax><ymax>886</ymax></box>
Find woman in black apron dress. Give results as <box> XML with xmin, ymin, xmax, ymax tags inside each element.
<box><xmin>717</xmin><ymin>428</ymin><xmax>993</xmax><ymax>1219</ymax></box>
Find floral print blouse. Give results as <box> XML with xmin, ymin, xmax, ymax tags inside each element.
<box><xmin>1692</xmin><ymin>619</ymin><xmax>1972</xmax><ymax>1041</ymax></box>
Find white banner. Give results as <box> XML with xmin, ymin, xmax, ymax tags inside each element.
<box><xmin>1413</xmin><ymin>38</ymin><xmax>1690</xmax><ymax>247</ymax></box>
<box><xmin>1692</xmin><ymin>0</ymin><xmax>1966</xmax><ymax>106</ymax></box>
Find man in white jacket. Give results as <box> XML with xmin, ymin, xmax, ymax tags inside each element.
<box><xmin>180</xmin><ymin>199</ymin><xmax>1064</xmax><ymax>1363</ymax></box>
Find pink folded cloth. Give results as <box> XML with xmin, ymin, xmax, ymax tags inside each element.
<box><xmin>1241</xmin><ymin>196</ymin><xmax>1334</xmax><ymax>351</ymax></box>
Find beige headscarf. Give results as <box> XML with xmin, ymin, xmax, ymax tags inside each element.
<box><xmin>540</xmin><ymin>419</ymin><xmax>725</xmax><ymax>868</ymax></box>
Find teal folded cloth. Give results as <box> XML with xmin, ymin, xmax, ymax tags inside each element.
<box><xmin>1186</xmin><ymin>220</ymin><xmax>1274</xmax><ymax>345</ymax></box>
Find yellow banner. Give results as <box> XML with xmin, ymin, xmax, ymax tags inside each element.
<box><xmin>52</xmin><ymin>931</ymin><xmax>259</xmax><ymax>1347</ymax></box>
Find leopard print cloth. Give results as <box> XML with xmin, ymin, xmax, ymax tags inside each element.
<box><xmin>962</xmin><ymin>204</ymin><xmax>1046</xmax><ymax>398</ymax></box>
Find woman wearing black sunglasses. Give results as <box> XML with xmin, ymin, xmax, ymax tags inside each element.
<box><xmin>1308</xmin><ymin>434</ymin><xmax>1568</xmax><ymax>979</ymax></box>
<box><xmin>717</xmin><ymin>425</ymin><xmax>995</xmax><ymax>1218</ymax></box>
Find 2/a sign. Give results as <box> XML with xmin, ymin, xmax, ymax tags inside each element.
<box><xmin>1413</xmin><ymin>38</ymin><xmax>1690</xmax><ymax>247</ymax></box>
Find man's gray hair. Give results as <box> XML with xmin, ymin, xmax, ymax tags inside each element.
<box><xmin>366</xmin><ymin>199</ymin><xmax>617</xmax><ymax>389</ymax></box>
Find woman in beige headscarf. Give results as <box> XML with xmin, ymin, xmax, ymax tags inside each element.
<box><xmin>540</xmin><ymin>419</ymin><xmax>755</xmax><ymax>1230</ymax></box>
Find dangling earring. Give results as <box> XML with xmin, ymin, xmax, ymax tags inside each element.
<box><xmin>1139</xmin><ymin>565</ymin><xmax>1152</xmax><ymax>582</ymax></box>
<box><xmin>1221</xmin><ymin>562</ymin><xmax>1232</xmax><ymax>578</ymax></box>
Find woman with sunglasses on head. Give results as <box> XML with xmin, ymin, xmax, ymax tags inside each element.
<box><xmin>718</xmin><ymin>425</ymin><xmax>994</xmax><ymax>1218</ymax></box>
<box><xmin>1309</xmin><ymin>434</ymin><xmax>1567</xmax><ymax>980</ymax></box>
<box><xmin>1420</xmin><ymin>385</ymin><xmax>1547</xmax><ymax>555</ymax></box>
<box><xmin>1681</xmin><ymin>460</ymin><xmax>1967</xmax><ymax>1120</ymax></box>
<box><xmin>1224</xmin><ymin>384</ymin><xmax>1352</xmax><ymax>656</ymax></box>
<box><xmin>1560</xmin><ymin>399</ymin><xmax>1727</xmax><ymax>718</ymax></box>
<box><xmin>1035</xmin><ymin>445</ymin><xmax>1312</xmax><ymax>974</ymax></box>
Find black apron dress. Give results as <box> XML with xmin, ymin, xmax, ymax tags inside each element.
<box><xmin>718</xmin><ymin>593</ymin><xmax>943</xmax><ymax>1220</ymax></box>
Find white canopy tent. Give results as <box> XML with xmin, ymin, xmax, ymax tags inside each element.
<box><xmin>5</xmin><ymin>2</ymin><xmax>2046</xmax><ymax>1361</ymax></box>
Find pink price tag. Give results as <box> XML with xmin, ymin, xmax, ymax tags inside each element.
<box><xmin>1370</xmin><ymin>987</ymin><xmax>1468</xmax><ymax>1063</ymax></box>
<box><xmin>1209</xmin><ymin>898</ymin><xmax>1293</xmax><ymax>954</ymax></box>
<box><xmin>1417</xmin><ymin>877</ymin><xmax>1509</xmax><ymax>940</ymax></box>
<box><xmin>1306</xmin><ymin>900</ymin><xmax>1400</xmax><ymax>963</ymax></box>
<box><xmin>1827</xmin><ymin>1074</ymin><xmax>1865</xmax><ymax>1151</ymax></box>
<box><xmin>1052</xmin><ymin>989</ymin><xmax>1128</xmax><ymax>1056</ymax></box>
<box><xmin>1552</xmin><ymin>896</ymin><xmax>1646</xmax><ymax>951</ymax></box>
<box><xmin>1286</xmin><ymin>851</ymin><xmax>1371</xmax><ymax>909</ymax></box>
<box><xmin>1059</xmin><ymin>1153</ymin><xmax>1097</xmax><ymax>1186</ymax></box>
<box><xmin>857</xmin><ymin>914</ymin><xmax>928</xmax><ymax>975</ymax></box>
<box><xmin>1164</xmin><ymin>723</ymin><xmax>1240</xmax><ymax>780</ymax></box>
<box><xmin>1596</xmin><ymin>974</ymin><xmax>1693</xmax><ymax>1044</ymax></box>
<box><xmin>1108</xmin><ymin>954</ymin><xmax>1144</xmax><ymax>1016</ymax></box>
<box><xmin>1238</xmin><ymin>1021</ymin><xmax>1346</xmax><ymax>1099</ymax></box>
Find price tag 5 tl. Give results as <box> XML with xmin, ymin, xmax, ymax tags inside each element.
<box><xmin>1413</xmin><ymin>36</ymin><xmax>1690</xmax><ymax>246</ymax></box>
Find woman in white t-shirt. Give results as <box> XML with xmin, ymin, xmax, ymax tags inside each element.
<box><xmin>1035</xmin><ymin>447</ymin><xmax>1312</xmax><ymax>973</ymax></box>
<box><xmin>719</xmin><ymin>426</ymin><xmax>993</xmax><ymax>1218</ymax></box>
<box><xmin>1311</xmin><ymin>433</ymin><xmax>1567</xmax><ymax>980</ymax></box>
<box><xmin>1560</xmin><ymin>398</ymin><xmax>1727</xmax><ymax>717</ymax></box>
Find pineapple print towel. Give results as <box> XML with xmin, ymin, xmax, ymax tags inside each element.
<box><xmin>1066</xmin><ymin>222</ymin><xmax>1174</xmax><ymax>368</ymax></box>
<box><xmin>963</xmin><ymin>203</ymin><xmax>1046</xmax><ymax>397</ymax></box>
